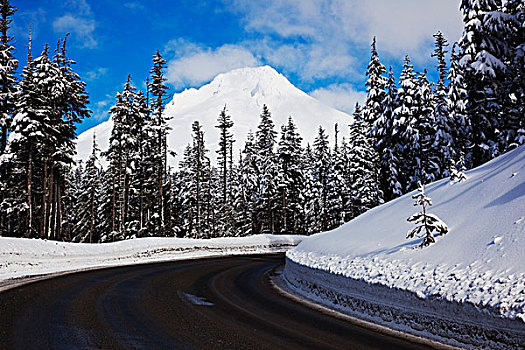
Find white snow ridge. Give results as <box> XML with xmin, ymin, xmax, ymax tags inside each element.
<box><xmin>284</xmin><ymin>145</ymin><xmax>525</xmax><ymax>349</ymax></box>
<box><xmin>75</xmin><ymin>65</ymin><xmax>352</xmax><ymax>166</ymax></box>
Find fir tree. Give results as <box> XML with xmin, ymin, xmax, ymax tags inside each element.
<box><xmin>254</xmin><ymin>105</ymin><xmax>278</xmax><ymax>234</ymax></box>
<box><xmin>215</xmin><ymin>105</ymin><xmax>234</xmax><ymax>234</ymax></box>
<box><xmin>148</xmin><ymin>50</ymin><xmax>171</xmax><ymax>235</ymax></box>
<box><xmin>406</xmin><ymin>181</ymin><xmax>448</xmax><ymax>247</ymax></box>
<box><xmin>312</xmin><ymin>126</ymin><xmax>331</xmax><ymax>231</ymax></box>
<box><xmin>235</xmin><ymin>132</ymin><xmax>258</xmax><ymax>236</ymax></box>
<box><xmin>0</xmin><ymin>0</ymin><xmax>17</xmax><ymax>154</ymax></box>
<box><xmin>431</xmin><ymin>31</ymin><xmax>453</xmax><ymax>178</ymax></box>
<box><xmin>416</xmin><ymin>69</ymin><xmax>439</xmax><ymax>184</ymax></box>
<box><xmin>276</xmin><ymin>116</ymin><xmax>304</xmax><ymax>234</ymax></box>
<box><xmin>348</xmin><ymin>104</ymin><xmax>382</xmax><ymax>215</ymax></box>
<box><xmin>375</xmin><ymin>67</ymin><xmax>402</xmax><ymax>201</ymax></box>
<box><xmin>326</xmin><ymin>124</ymin><xmax>346</xmax><ymax>229</ymax></box>
<box><xmin>72</xmin><ymin>135</ymin><xmax>100</xmax><ymax>242</ymax></box>
<box><xmin>447</xmin><ymin>43</ymin><xmax>470</xmax><ymax>168</ymax></box>
<box><xmin>364</xmin><ymin>37</ymin><xmax>387</xmax><ymax>137</ymax></box>
<box><xmin>394</xmin><ymin>55</ymin><xmax>420</xmax><ymax>192</ymax></box>
<box><xmin>458</xmin><ymin>0</ymin><xmax>512</xmax><ymax>165</ymax></box>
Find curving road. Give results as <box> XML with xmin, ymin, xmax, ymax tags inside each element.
<box><xmin>0</xmin><ymin>254</ymin><xmax>434</xmax><ymax>349</ymax></box>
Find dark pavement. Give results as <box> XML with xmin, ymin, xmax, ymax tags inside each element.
<box><xmin>0</xmin><ymin>253</ymin><xmax>435</xmax><ymax>349</ymax></box>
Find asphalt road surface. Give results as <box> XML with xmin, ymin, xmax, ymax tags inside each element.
<box><xmin>0</xmin><ymin>254</ymin><xmax>436</xmax><ymax>349</ymax></box>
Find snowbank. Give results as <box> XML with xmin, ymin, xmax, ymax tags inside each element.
<box><xmin>0</xmin><ymin>234</ymin><xmax>303</xmax><ymax>286</ymax></box>
<box><xmin>284</xmin><ymin>145</ymin><xmax>525</xmax><ymax>348</ymax></box>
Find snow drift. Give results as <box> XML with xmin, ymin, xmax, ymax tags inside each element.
<box><xmin>284</xmin><ymin>145</ymin><xmax>525</xmax><ymax>348</ymax></box>
<box><xmin>75</xmin><ymin>66</ymin><xmax>352</xmax><ymax>166</ymax></box>
<box><xmin>0</xmin><ymin>234</ymin><xmax>303</xmax><ymax>289</ymax></box>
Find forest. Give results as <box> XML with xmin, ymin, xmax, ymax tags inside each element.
<box><xmin>0</xmin><ymin>0</ymin><xmax>523</xmax><ymax>242</ymax></box>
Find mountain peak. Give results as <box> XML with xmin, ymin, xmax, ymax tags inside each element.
<box><xmin>203</xmin><ymin>65</ymin><xmax>299</xmax><ymax>101</ymax></box>
<box><xmin>76</xmin><ymin>65</ymin><xmax>351</xmax><ymax>166</ymax></box>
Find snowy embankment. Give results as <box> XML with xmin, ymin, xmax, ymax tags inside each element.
<box><xmin>0</xmin><ymin>234</ymin><xmax>303</xmax><ymax>289</ymax></box>
<box><xmin>284</xmin><ymin>145</ymin><xmax>525</xmax><ymax>349</ymax></box>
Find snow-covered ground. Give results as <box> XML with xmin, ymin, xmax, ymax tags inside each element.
<box><xmin>0</xmin><ymin>234</ymin><xmax>303</xmax><ymax>288</ymax></box>
<box><xmin>284</xmin><ymin>145</ymin><xmax>525</xmax><ymax>349</ymax></box>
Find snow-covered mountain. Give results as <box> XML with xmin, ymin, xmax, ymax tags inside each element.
<box><xmin>75</xmin><ymin>66</ymin><xmax>352</xmax><ymax>166</ymax></box>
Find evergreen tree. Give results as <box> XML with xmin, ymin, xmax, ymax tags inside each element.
<box><xmin>302</xmin><ymin>143</ymin><xmax>321</xmax><ymax>234</ymax></box>
<box><xmin>254</xmin><ymin>105</ymin><xmax>278</xmax><ymax>234</ymax></box>
<box><xmin>348</xmin><ymin>104</ymin><xmax>382</xmax><ymax>215</ymax></box>
<box><xmin>450</xmin><ymin>151</ymin><xmax>468</xmax><ymax>184</ymax></box>
<box><xmin>312</xmin><ymin>126</ymin><xmax>331</xmax><ymax>231</ymax></box>
<box><xmin>458</xmin><ymin>0</ymin><xmax>513</xmax><ymax>165</ymax></box>
<box><xmin>184</xmin><ymin>121</ymin><xmax>211</xmax><ymax>238</ymax></box>
<box><xmin>431</xmin><ymin>31</ymin><xmax>453</xmax><ymax>178</ymax></box>
<box><xmin>364</xmin><ymin>37</ymin><xmax>387</xmax><ymax>137</ymax></box>
<box><xmin>276</xmin><ymin>116</ymin><xmax>304</xmax><ymax>234</ymax></box>
<box><xmin>148</xmin><ymin>50</ymin><xmax>171</xmax><ymax>235</ymax></box>
<box><xmin>235</xmin><ymin>132</ymin><xmax>258</xmax><ymax>236</ymax></box>
<box><xmin>326</xmin><ymin>123</ymin><xmax>346</xmax><ymax>230</ymax></box>
<box><xmin>102</xmin><ymin>75</ymin><xmax>142</xmax><ymax>240</ymax></box>
<box><xmin>0</xmin><ymin>0</ymin><xmax>17</xmax><ymax>154</ymax></box>
<box><xmin>394</xmin><ymin>55</ymin><xmax>420</xmax><ymax>192</ymax></box>
<box><xmin>406</xmin><ymin>181</ymin><xmax>448</xmax><ymax>247</ymax></box>
<box><xmin>447</xmin><ymin>43</ymin><xmax>471</xmax><ymax>168</ymax></box>
<box><xmin>215</xmin><ymin>105</ymin><xmax>234</xmax><ymax>234</ymax></box>
<box><xmin>72</xmin><ymin>135</ymin><xmax>100</xmax><ymax>242</ymax></box>
<box><xmin>375</xmin><ymin>67</ymin><xmax>402</xmax><ymax>201</ymax></box>
<box><xmin>416</xmin><ymin>69</ymin><xmax>439</xmax><ymax>184</ymax></box>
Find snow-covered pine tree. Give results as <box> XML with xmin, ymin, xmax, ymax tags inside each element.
<box><xmin>326</xmin><ymin>123</ymin><xmax>345</xmax><ymax>230</ymax></box>
<box><xmin>302</xmin><ymin>143</ymin><xmax>321</xmax><ymax>234</ymax></box>
<box><xmin>416</xmin><ymin>69</ymin><xmax>439</xmax><ymax>184</ymax></box>
<box><xmin>185</xmin><ymin>121</ymin><xmax>211</xmax><ymax>238</ymax></box>
<box><xmin>276</xmin><ymin>116</ymin><xmax>304</xmax><ymax>234</ymax></box>
<box><xmin>235</xmin><ymin>132</ymin><xmax>258</xmax><ymax>236</ymax></box>
<box><xmin>148</xmin><ymin>50</ymin><xmax>171</xmax><ymax>236</ymax></box>
<box><xmin>6</xmin><ymin>45</ymin><xmax>63</xmax><ymax>238</ymax></box>
<box><xmin>447</xmin><ymin>43</ymin><xmax>471</xmax><ymax>169</ymax></box>
<box><xmin>431</xmin><ymin>31</ymin><xmax>453</xmax><ymax>178</ymax></box>
<box><xmin>101</xmin><ymin>75</ymin><xmax>142</xmax><ymax>240</ymax></box>
<box><xmin>501</xmin><ymin>0</ymin><xmax>525</xmax><ymax>151</ymax></box>
<box><xmin>72</xmin><ymin>134</ymin><xmax>100</xmax><ymax>242</ymax></box>
<box><xmin>450</xmin><ymin>151</ymin><xmax>468</xmax><ymax>184</ymax></box>
<box><xmin>215</xmin><ymin>105</ymin><xmax>234</xmax><ymax>235</ymax></box>
<box><xmin>0</xmin><ymin>0</ymin><xmax>17</xmax><ymax>154</ymax></box>
<box><xmin>375</xmin><ymin>66</ymin><xmax>402</xmax><ymax>201</ymax></box>
<box><xmin>339</xmin><ymin>136</ymin><xmax>355</xmax><ymax>221</ymax></box>
<box><xmin>254</xmin><ymin>105</ymin><xmax>278</xmax><ymax>234</ymax></box>
<box><xmin>364</xmin><ymin>37</ymin><xmax>387</xmax><ymax>138</ymax></box>
<box><xmin>0</xmin><ymin>2</ymin><xmax>19</xmax><ymax>236</ymax></box>
<box><xmin>458</xmin><ymin>0</ymin><xmax>510</xmax><ymax>165</ymax></box>
<box><xmin>177</xmin><ymin>144</ymin><xmax>193</xmax><ymax>237</ymax></box>
<box><xmin>312</xmin><ymin>126</ymin><xmax>331</xmax><ymax>231</ymax></box>
<box><xmin>131</xmin><ymin>90</ymin><xmax>151</xmax><ymax>237</ymax></box>
<box><xmin>406</xmin><ymin>181</ymin><xmax>448</xmax><ymax>247</ymax></box>
<box><xmin>394</xmin><ymin>55</ymin><xmax>420</xmax><ymax>192</ymax></box>
<box><xmin>348</xmin><ymin>103</ymin><xmax>383</xmax><ymax>216</ymax></box>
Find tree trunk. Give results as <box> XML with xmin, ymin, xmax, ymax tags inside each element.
<box><xmin>41</xmin><ymin>162</ymin><xmax>48</xmax><ymax>239</ymax></box>
<box><xmin>26</xmin><ymin>145</ymin><xmax>33</xmax><ymax>238</ymax></box>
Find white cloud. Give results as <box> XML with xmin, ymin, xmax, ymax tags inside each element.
<box><xmin>166</xmin><ymin>42</ymin><xmax>260</xmax><ymax>89</ymax></box>
<box><xmin>309</xmin><ymin>84</ymin><xmax>367</xmax><ymax>114</ymax></box>
<box><xmin>85</xmin><ymin>67</ymin><xmax>108</xmax><ymax>81</ymax></box>
<box><xmin>53</xmin><ymin>14</ymin><xmax>97</xmax><ymax>49</ymax></box>
<box><xmin>225</xmin><ymin>0</ymin><xmax>463</xmax><ymax>74</ymax></box>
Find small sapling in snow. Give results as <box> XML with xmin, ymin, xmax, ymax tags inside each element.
<box><xmin>450</xmin><ymin>151</ymin><xmax>467</xmax><ymax>184</ymax></box>
<box><xmin>406</xmin><ymin>181</ymin><xmax>448</xmax><ymax>247</ymax></box>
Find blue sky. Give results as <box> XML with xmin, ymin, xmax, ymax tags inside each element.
<box><xmin>13</xmin><ymin>0</ymin><xmax>463</xmax><ymax>134</ymax></box>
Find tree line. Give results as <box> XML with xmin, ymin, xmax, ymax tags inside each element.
<box><xmin>0</xmin><ymin>0</ymin><xmax>523</xmax><ymax>242</ymax></box>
